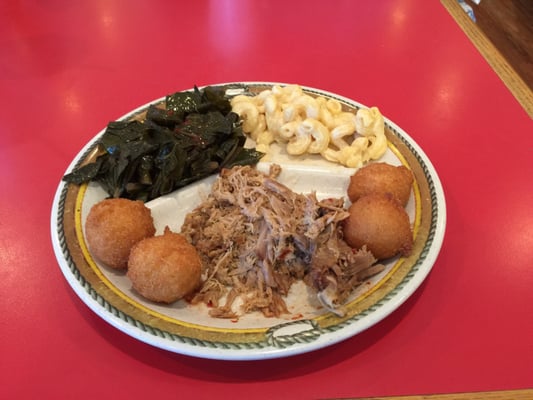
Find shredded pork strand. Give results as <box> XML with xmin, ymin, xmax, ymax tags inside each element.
<box><xmin>180</xmin><ymin>165</ymin><xmax>384</xmax><ymax>318</ymax></box>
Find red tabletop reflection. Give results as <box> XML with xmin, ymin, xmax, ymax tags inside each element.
<box><xmin>1</xmin><ymin>1</ymin><xmax>532</xmax><ymax>399</ymax></box>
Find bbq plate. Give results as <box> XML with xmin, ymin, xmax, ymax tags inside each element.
<box><xmin>51</xmin><ymin>82</ymin><xmax>446</xmax><ymax>360</ymax></box>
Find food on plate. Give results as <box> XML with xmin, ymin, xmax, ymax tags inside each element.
<box><xmin>343</xmin><ymin>193</ymin><xmax>413</xmax><ymax>260</ymax></box>
<box><xmin>63</xmin><ymin>85</ymin><xmax>263</xmax><ymax>202</ymax></box>
<box><xmin>127</xmin><ymin>227</ymin><xmax>202</xmax><ymax>303</ymax></box>
<box><xmin>180</xmin><ymin>164</ymin><xmax>384</xmax><ymax>318</ymax></box>
<box><xmin>72</xmin><ymin>84</ymin><xmax>413</xmax><ymax>317</ymax></box>
<box><xmin>230</xmin><ymin>84</ymin><xmax>387</xmax><ymax>167</ymax></box>
<box><xmin>85</xmin><ymin>198</ymin><xmax>156</xmax><ymax>269</ymax></box>
<box><xmin>347</xmin><ymin>162</ymin><xmax>414</xmax><ymax>206</ymax></box>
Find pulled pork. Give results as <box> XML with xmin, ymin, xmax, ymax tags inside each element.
<box><xmin>180</xmin><ymin>165</ymin><xmax>383</xmax><ymax>318</ymax></box>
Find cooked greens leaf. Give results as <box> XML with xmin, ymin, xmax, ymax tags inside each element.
<box><xmin>145</xmin><ymin>105</ymin><xmax>184</xmax><ymax>128</ymax></box>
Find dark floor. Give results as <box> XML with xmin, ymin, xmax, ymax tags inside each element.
<box><xmin>464</xmin><ymin>0</ymin><xmax>533</xmax><ymax>90</ymax></box>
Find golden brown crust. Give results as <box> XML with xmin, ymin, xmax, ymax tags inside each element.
<box><xmin>347</xmin><ymin>162</ymin><xmax>414</xmax><ymax>207</ymax></box>
<box><xmin>127</xmin><ymin>228</ymin><xmax>202</xmax><ymax>304</ymax></box>
<box><xmin>85</xmin><ymin>198</ymin><xmax>156</xmax><ymax>269</ymax></box>
<box><xmin>343</xmin><ymin>193</ymin><xmax>413</xmax><ymax>260</ymax></box>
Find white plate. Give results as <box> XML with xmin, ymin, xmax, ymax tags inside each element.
<box><xmin>51</xmin><ymin>82</ymin><xmax>446</xmax><ymax>360</ymax></box>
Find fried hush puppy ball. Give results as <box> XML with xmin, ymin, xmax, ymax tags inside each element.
<box><xmin>348</xmin><ymin>162</ymin><xmax>414</xmax><ymax>206</ymax></box>
<box><xmin>127</xmin><ymin>228</ymin><xmax>202</xmax><ymax>304</ymax></box>
<box><xmin>343</xmin><ymin>193</ymin><xmax>413</xmax><ymax>260</ymax></box>
<box><xmin>85</xmin><ymin>198</ymin><xmax>156</xmax><ymax>269</ymax></box>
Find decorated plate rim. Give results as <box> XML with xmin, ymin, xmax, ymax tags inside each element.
<box><xmin>50</xmin><ymin>82</ymin><xmax>446</xmax><ymax>360</ymax></box>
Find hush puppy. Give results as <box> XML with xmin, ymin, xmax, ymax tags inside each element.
<box><xmin>348</xmin><ymin>162</ymin><xmax>413</xmax><ymax>206</ymax></box>
<box><xmin>127</xmin><ymin>228</ymin><xmax>202</xmax><ymax>304</ymax></box>
<box><xmin>85</xmin><ymin>198</ymin><xmax>156</xmax><ymax>269</ymax></box>
<box><xmin>343</xmin><ymin>193</ymin><xmax>413</xmax><ymax>260</ymax></box>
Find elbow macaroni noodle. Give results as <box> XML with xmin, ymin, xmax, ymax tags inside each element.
<box><xmin>230</xmin><ymin>85</ymin><xmax>387</xmax><ymax>167</ymax></box>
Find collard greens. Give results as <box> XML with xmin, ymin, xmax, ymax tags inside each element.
<box><xmin>63</xmin><ymin>86</ymin><xmax>263</xmax><ymax>202</ymax></box>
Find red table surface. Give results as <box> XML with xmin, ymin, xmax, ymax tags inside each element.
<box><xmin>1</xmin><ymin>1</ymin><xmax>532</xmax><ymax>399</ymax></box>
